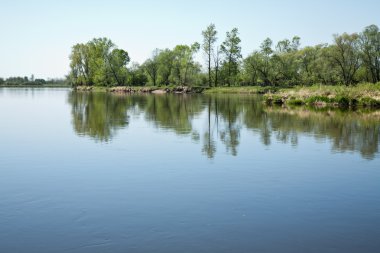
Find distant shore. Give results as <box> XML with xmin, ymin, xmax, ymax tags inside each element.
<box><xmin>0</xmin><ymin>84</ymin><xmax>70</xmax><ymax>88</ymax></box>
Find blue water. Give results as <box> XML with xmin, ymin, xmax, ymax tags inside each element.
<box><xmin>0</xmin><ymin>88</ymin><xmax>379</xmax><ymax>253</ymax></box>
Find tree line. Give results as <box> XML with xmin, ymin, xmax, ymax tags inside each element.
<box><xmin>69</xmin><ymin>24</ymin><xmax>380</xmax><ymax>87</ymax></box>
<box><xmin>0</xmin><ymin>76</ymin><xmax>66</xmax><ymax>86</ymax></box>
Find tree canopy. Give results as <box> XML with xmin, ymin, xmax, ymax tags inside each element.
<box><xmin>65</xmin><ymin>24</ymin><xmax>380</xmax><ymax>88</ymax></box>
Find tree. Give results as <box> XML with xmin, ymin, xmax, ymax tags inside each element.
<box><xmin>242</xmin><ymin>53</ymin><xmax>259</xmax><ymax>85</ymax></box>
<box><xmin>220</xmin><ymin>28</ymin><xmax>242</xmax><ymax>86</ymax></box>
<box><xmin>213</xmin><ymin>46</ymin><xmax>222</xmax><ymax>86</ymax></box>
<box><xmin>272</xmin><ymin>36</ymin><xmax>302</xmax><ymax>86</ymax></box>
<box><xmin>128</xmin><ymin>62</ymin><xmax>148</xmax><ymax>86</ymax></box>
<box><xmin>157</xmin><ymin>49</ymin><xmax>174</xmax><ymax>85</ymax></box>
<box><xmin>87</xmin><ymin>38</ymin><xmax>115</xmax><ymax>86</ymax></box>
<box><xmin>68</xmin><ymin>38</ymin><xmax>129</xmax><ymax>86</ymax></box>
<box><xmin>69</xmin><ymin>43</ymin><xmax>91</xmax><ymax>86</ymax></box>
<box><xmin>172</xmin><ymin>43</ymin><xmax>200</xmax><ymax>85</ymax></box>
<box><xmin>202</xmin><ymin>24</ymin><xmax>217</xmax><ymax>87</ymax></box>
<box><xmin>244</xmin><ymin>38</ymin><xmax>275</xmax><ymax>86</ymax></box>
<box><xmin>107</xmin><ymin>48</ymin><xmax>130</xmax><ymax>86</ymax></box>
<box><xmin>143</xmin><ymin>49</ymin><xmax>160</xmax><ymax>86</ymax></box>
<box><xmin>328</xmin><ymin>33</ymin><xmax>361</xmax><ymax>85</ymax></box>
<box><xmin>360</xmin><ymin>25</ymin><xmax>380</xmax><ymax>83</ymax></box>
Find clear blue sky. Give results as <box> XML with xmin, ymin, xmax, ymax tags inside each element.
<box><xmin>1</xmin><ymin>0</ymin><xmax>379</xmax><ymax>79</ymax></box>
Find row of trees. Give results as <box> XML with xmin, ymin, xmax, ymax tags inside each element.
<box><xmin>0</xmin><ymin>76</ymin><xmax>66</xmax><ymax>86</ymax></box>
<box><xmin>68</xmin><ymin>24</ymin><xmax>380</xmax><ymax>87</ymax></box>
<box><xmin>242</xmin><ymin>25</ymin><xmax>380</xmax><ymax>86</ymax></box>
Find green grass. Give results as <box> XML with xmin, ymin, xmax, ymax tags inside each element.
<box><xmin>203</xmin><ymin>86</ymin><xmax>278</xmax><ymax>94</ymax></box>
<box><xmin>264</xmin><ymin>83</ymin><xmax>380</xmax><ymax>108</ymax></box>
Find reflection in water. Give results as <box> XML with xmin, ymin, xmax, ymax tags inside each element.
<box><xmin>143</xmin><ymin>95</ymin><xmax>204</xmax><ymax>135</ymax></box>
<box><xmin>68</xmin><ymin>92</ymin><xmax>130</xmax><ymax>141</ymax></box>
<box><xmin>68</xmin><ymin>91</ymin><xmax>380</xmax><ymax>159</ymax></box>
<box><xmin>262</xmin><ymin>107</ymin><xmax>380</xmax><ymax>159</ymax></box>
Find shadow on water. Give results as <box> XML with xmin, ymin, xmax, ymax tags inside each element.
<box><xmin>68</xmin><ymin>91</ymin><xmax>380</xmax><ymax>160</ymax></box>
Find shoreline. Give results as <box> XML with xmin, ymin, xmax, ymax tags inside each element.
<box><xmin>264</xmin><ymin>84</ymin><xmax>380</xmax><ymax>108</ymax></box>
<box><xmin>6</xmin><ymin>83</ymin><xmax>379</xmax><ymax>109</ymax></box>
<box><xmin>73</xmin><ymin>85</ymin><xmax>206</xmax><ymax>94</ymax></box>
<box><xmin>72</xmin><ymin>84</ymin><xmax>380</xmax><ymax>108</ymax></box>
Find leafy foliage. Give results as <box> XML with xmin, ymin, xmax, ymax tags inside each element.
<box><xmin>64</xmin><ymin>24</ymin><xmax>380</xmax><ymax>88</ymax></box>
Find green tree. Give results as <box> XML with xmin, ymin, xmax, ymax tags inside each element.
<box><xmin>143</xmin><ymin>49</ymin><xmax>160</xmax><ymax>86</ymax></box>
<box><xmin>213</xmin><ymin>46</ymin><xmax>222</xmax><ymax>86</ymax></box>
<box><xmin>202</xmin><ymin>23</ymin><xmax>218</xmax><ymax>87</ymax></box>
<box><xmin>243</xmin><ymin>38</ymin><xmax>274</xmax><ymax>86</ymax></box>
<box><xmin>220</xmin><ymin>28</ymin><xmax>242</xmax><ymax>86</ymax></box>
<box><xmin>107</xmin><ymin>48</ymin><xmax>130</xmax><ymax>86</ymax></box>
<box><xmin>69</xmin><ymin>38</ymin><xmax>130</xmax><ymax>87</ymax></box>
<box><xmin>272</xmin><ymin>36</ymin><xmax>301</xmax><ymax>86</ymax></box>
<box><xmin>360</xmin><ymin>25</ymin><xmax>380</xmax><ymax>83</ymax></box>
<box><xmin>157</xmin><ymin>49</ymin><xmax>174</xmax><ymax>85</ymax></box>
<box><xmin>69</xmin><ymin>43</ymin><xmax>91</xmax><ymax>86</ymax></box>
<box><xmin>128</xmin><ymin>62</ymin><xmax>148</xmax><ymax>86</ymax></box>
<box><xmin>172</xmin><ymin>43</ymin><xmax>200</xmax><ymax>85</ymax></box>
<box><xmin>328</xmin><ymin>33</ymin><xmax>361</xmax><ymax>85</ymax></box>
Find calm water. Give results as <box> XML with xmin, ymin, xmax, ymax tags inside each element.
<box><xmin>0</xmin><ymin>88</ymin><xmax>379</xmax><ymax>253</ymax></box>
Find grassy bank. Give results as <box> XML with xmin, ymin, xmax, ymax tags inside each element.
<box><xmin>73</xmin><ymin>83</ymin><xmax>380</xmax><ymax>108</ymax></box>
<box><xmin>74</xmin><ymin>85</ymin><xmax>205</xmax><ymax>93</ymax></box>
<box><xmin>264</xmin><ymin>83</ymin><xmax>380</xmax><ymax>108</ymax></box>
<box><xmin>203</xmin><ymin>86</ymin><xmax>279</xmax><ymax>94</ymax></box>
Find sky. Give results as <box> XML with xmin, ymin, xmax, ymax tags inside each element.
<box><xmin>1</xmin><ymin>0</ymin><xmax>379</xmax><ymax>79</ymax></box>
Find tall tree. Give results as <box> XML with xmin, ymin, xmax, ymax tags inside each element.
<box><xmin>202</xmin><ymin>24</ymin><xmax>217</xmax><ymax>87</ymax></box>
<box><xmin>69</xmin><ymin>38</ymin><xmax>129</xmax><ymax>86</ymax></box>
<box><xmin>172</xmin><ymin>43</ymin><xmax>200</xmax><ymax>86</ymax></box>
<box><xmin>69</xmin><ymin>43</ymin><xmax>91</xmax><ymax>86</ymax></box>
<box><xmin>360</xmin><ymin>25</ymin><xmax>380</xmax><ymax>83</ymax></box>
<box><xmin>329</xmin><ymin>33</ymin><xmax>361</xmax><ymax>85</ymax></box>
<box><xmin>157</xmin><ymin>49</ymin><xmax>174</xmax><ymax>85</ymax></box>
<box><xmin>213</xmin><ymin>46</ymin><xmax>221</xmax><ymax>87</ymax></box>
<box><xmin>107</xmin><ymin>48</ymin><xmax>130</xmax><ymax>86</ymax></box>
<box><xmin>220</xmin><ymin>28</ymin><xmax>242</xmax><ymax>86</ymax></box>
<box><xmin>143</xmin><ymin>49</ymin><xmax>160</xmax><ymax>86</ymax></box>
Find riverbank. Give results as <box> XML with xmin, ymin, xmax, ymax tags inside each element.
<box><xmin>73</xmin><ymin>85</ymin><xmax>205</xmax><ymax>94</ymax></box>
<box><xmin>74</xmin><ymin>85</ymin><xmax>279</xmax><ymax>95</ymax></box>
<box><xmin>73</xmin><ymin>83</ymin><xmax>380</xmax><ymax>108</ymax></box>
<box><xmin>264</xmin><ymin>83</ymin><xmax>380</xmax><ymax>108</ymax></box>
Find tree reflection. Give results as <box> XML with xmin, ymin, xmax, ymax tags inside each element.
<box><xmin>67</xmin><ymin>91</ymin><xmax>380</xmax><ymax>159</ymax></box>
<box><xmin>143</xmin><ymin>95</ymin><xmax>204</xmax><ymax>135</ymax></box>
<box><xmin>211</xmin><ymin>95</ymin><xmax>242</xmax><ymax>156</ymax></box>
<box><xmin>202</xmin><ymin>97</ymin><xmax>217</xmax><ymax>158</ymax></box>
<box><xmin>68</xmin><ymin>92</ymin><xmax>131</xmax><ymax>141</ymax></box>
<box><xmin>255</xmin><ymin>107</ymin><xmax>380</xmax><ymax>160</ymax></box>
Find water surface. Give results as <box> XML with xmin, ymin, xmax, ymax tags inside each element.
<box><xmin>1</xmin><ymin>88</ymin><xmax>379</xmax><ymax>253</ymax></box>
